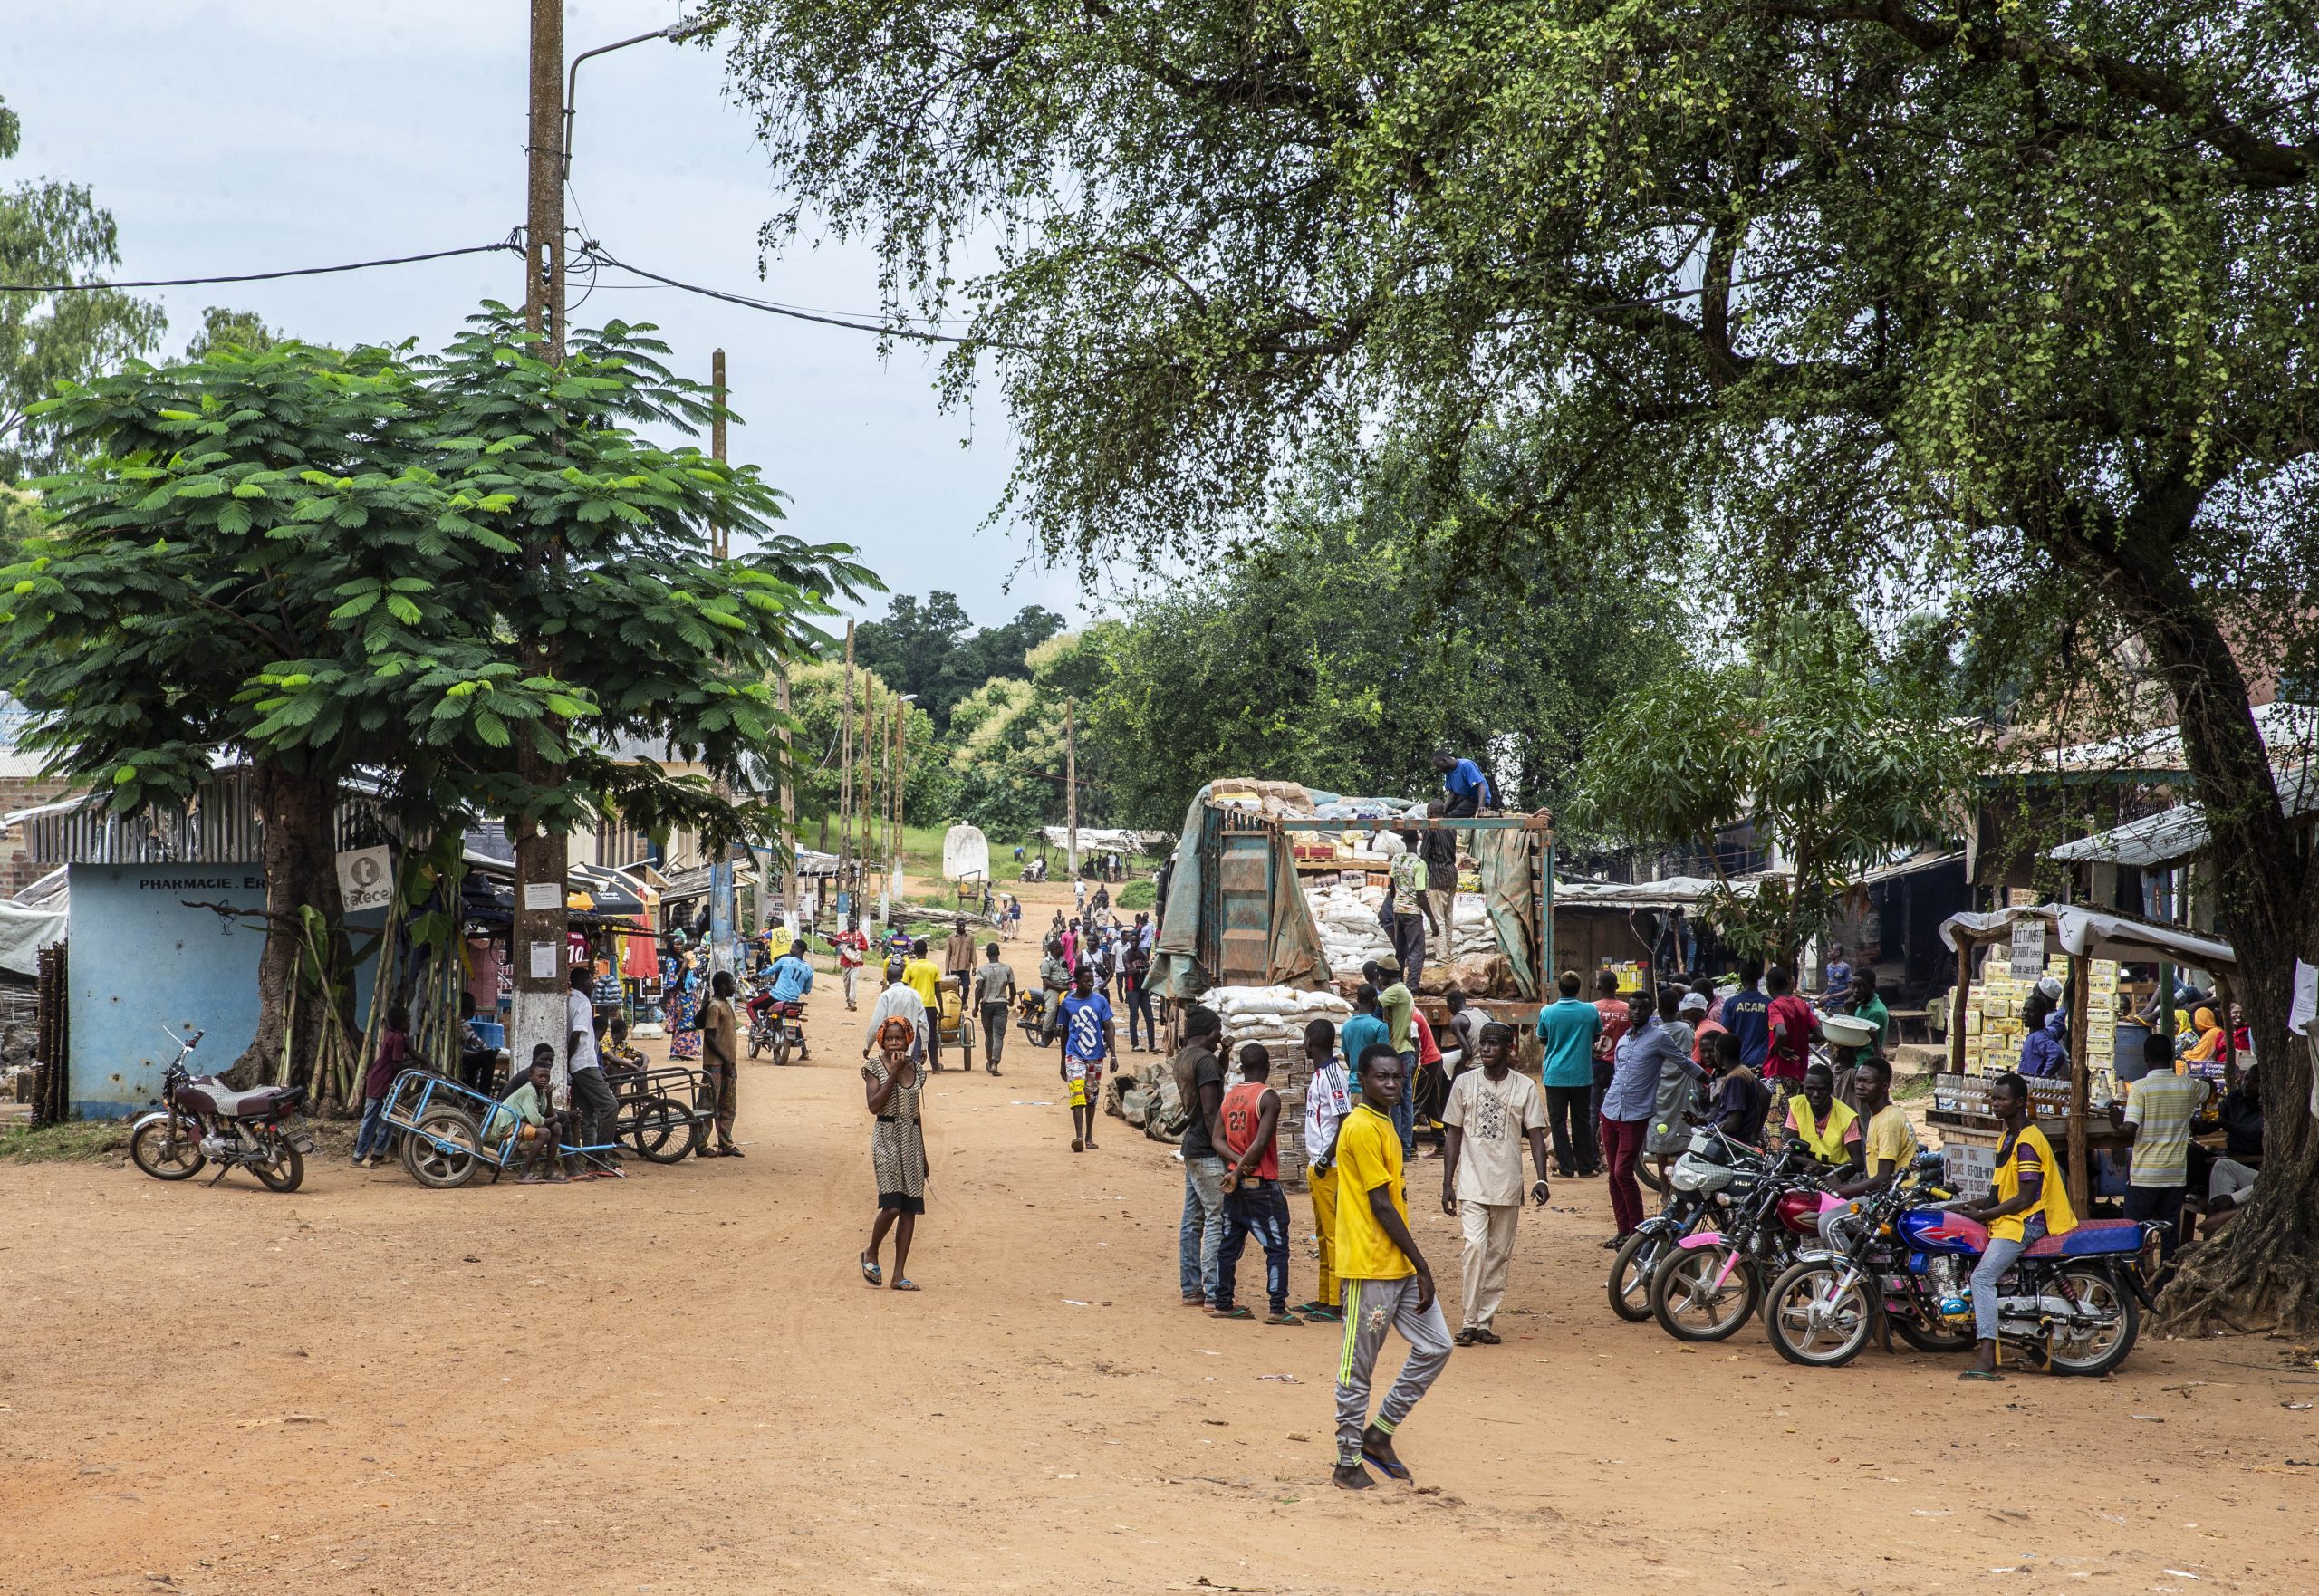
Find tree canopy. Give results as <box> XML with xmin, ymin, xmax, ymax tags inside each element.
<box><xmin>0</xmin><ymin>310</ymin><xmax>873</xmax><ymax>1090</ymax></box>
<box><xmin>852</xmin><ymin>591</ymin><xmax>1065</xmax><ymax>732</ymax></box>
<box><xmin>0</xmin><ymin>91</ymin><xmax>167</xmax><ymax>480</ymax></box>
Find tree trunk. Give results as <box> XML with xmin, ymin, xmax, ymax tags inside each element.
<box><xmin>2051</xmin><ymin>496</ymin><xmax>2319</xmax><ymax>1332</ymax></box>
<box><xmin>223</xmin><ymin>765</ymin><xmax>354</xmax><ymax>1101</ymax></box>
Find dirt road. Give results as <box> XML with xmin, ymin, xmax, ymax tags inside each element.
<box><xmin>3</xmin><ymin>966</ymin><xmax>2314</xmax><ymax>1596</ymax></box>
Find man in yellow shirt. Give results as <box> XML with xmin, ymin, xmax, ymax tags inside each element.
<box><xmin>1950</xmin><ymin>1071</ymin><xmax>2077</xmax><ymax>1380</ymax></box>
<box><xmin>903</xmin><ymin>938</ymin><xmax>948</xmax><ymax>1069</ymax></box>
<box><xmin>1331</xmin><ymin>1043</ymin><xmax>1453</xmax><ymax>1491</ymax></box>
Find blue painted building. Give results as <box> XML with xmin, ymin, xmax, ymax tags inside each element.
<box><xmin>65</xmin><ymin>862</ymin><xmax>270</xmax><ymax>1118</ymax></box>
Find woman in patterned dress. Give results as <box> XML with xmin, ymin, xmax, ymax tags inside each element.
<box><xmin>667</xmin><ymin>953</ymin><xmax>703</xmax><ymax>1062</ymax></box>
<box><xmin>860</xmin><ymin>1016</ymin><xmax>929</xmax><ymax>1291</ymax></box>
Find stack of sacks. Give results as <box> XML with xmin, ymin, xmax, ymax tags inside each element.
<box><xmin>1304</xmin><ymin>881</ymin><xmax>1501</xmax><ymax>973</ymax></box>
<box><xmin>1205</xmin><ymin>984</ymin><xmax>1354</xmax><ymax>1188</ymax></box>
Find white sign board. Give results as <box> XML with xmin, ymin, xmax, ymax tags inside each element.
<box><xmin>336</xmin><ymin>846</ymin><xmax>393</xmax><ymax>913</ymax></box>
<box><xmin>529</xmin><ymin>940</ymin><xmax>559</xmax><ymax>979</ymax></box>
<box><xmin>523</xmin><ymin>881</ymin><xmax>563</xmax><ymax>912</ymax></box>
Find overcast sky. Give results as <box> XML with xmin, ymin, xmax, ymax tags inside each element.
<box><xmin>3</xmin><ymin>1</ymin><xmax>1089</xmax><ymax>630</ymax></box>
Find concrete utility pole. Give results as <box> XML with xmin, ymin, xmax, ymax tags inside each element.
<box><xmin>706</xmin><ymin>347</ymin><xmax>736</xmax><ymax>976</ymax></box>
<box><xmin>892</xmin><ymin>695</ymin><xmax>909</xmax><ymax>894</ymax></box>
<box><xmin>511</xmin><ymin>0</ymin><xmax>571</xmax><ymax>1096</ymax></box>
<box><xmin>1065</xmin><ymin>696</ymin><xmax>1079</xmax><ymax>880</ymax></box>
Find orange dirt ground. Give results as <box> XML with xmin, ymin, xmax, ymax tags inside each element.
<box><xmin>3</xmin><ymin>900</ymin><xmax>2315</xmax><ymax>1594</ymax></box>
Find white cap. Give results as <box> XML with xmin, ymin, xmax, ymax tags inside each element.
<box><xmin>2036</xmin><ymin>976</ymin><xmax>2063</xmax><ymax>1002</ymax></box>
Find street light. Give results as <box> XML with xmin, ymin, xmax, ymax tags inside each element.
<box><xmin>563</xmin><ymin>14</ymin><xmax>712</xmax><ymax>179</ymax></box>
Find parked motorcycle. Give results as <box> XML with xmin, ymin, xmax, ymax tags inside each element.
<box><xmin>129</xmin><ymin>1026</ymin><xmax>315</xmax><ymax>1192</ymax></box>
<box><xmin>1648</xmin><ymin>1136</ymin><xmax>1830</xmax><ymax>1341</ymax></box>
<box><xmin>1608</xmin><ymin>1125</ymin><xmax>1735</xmax><ymax>1320</ymax></box>
<box><xmin>1765</xmin><ymin>1153</ymin><xmax>2151</xmax><ymax>1374</ymax></box>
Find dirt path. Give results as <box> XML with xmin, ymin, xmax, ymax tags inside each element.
<box><xmin>2</xmin><ymin>973</ymin><xmax>2314</xmax><ymax>1595</ymax></box>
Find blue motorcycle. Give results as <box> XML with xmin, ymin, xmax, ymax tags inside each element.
<box><xmin>1764</xmin><ymin>1150</ymin><xmax>2157</xmax><ymax>1374</ymax></box>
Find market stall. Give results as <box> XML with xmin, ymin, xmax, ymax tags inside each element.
<box><xmin>1936</xmin><ymin>905</ymin><xmax>2237</xmax><ymax>1210</ymax></box>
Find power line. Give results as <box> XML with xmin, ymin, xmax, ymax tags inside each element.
<box><xmin>0</xmin><ymin>238</ymin><xmax>524</xmax><ymax>294</ymax></box>
<box><xmin>582</xmin><ymin>245</ymin><xmax>985</xmax><ymax>346</ymax></box>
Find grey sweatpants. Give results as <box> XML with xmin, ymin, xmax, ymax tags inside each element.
<box><xmin>1334</xmin><ymin>1275</ymin><xmax>1453</xmax><ymax>1466</ymax></box>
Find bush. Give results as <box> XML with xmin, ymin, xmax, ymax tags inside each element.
<box><xmin>1116</xmin><ymin>879</ymin><xmax>1156</xmax><ymax>910</ymax></box>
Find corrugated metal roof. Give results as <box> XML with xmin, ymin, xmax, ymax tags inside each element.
<box><xmin>2048</xmin><ymin>764</ymin><xmax>2319</xmax><ymax>868</ymax></box>
<box><xmin>2005</xmin><ymin>700</ymin><xmax>2319</xmax><ymax>779</ymax></box>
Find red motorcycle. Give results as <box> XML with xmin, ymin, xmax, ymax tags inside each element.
<box><xmin>128</xmin><ymin>1026</ymin><xmax>314</xmax><ymax>1192</ymax></box>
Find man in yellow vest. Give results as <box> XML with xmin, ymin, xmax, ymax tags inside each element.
<box><xmin>1950</xmin><ymin>1071</ymin><xmax>2077</xmax><ymax>1381</ymax></box>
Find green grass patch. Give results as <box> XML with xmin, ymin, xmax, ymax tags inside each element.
<box><xmin>0</xmin><ymin>1117</ymin><xmax>133</xmax><ymax>1164</ymax></box>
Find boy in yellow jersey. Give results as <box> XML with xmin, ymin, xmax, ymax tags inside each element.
<box><xmin>1331</xmin><ymin>1043</ymin><xmax>1453</xmax><ymax>1490</ymax></box>
<box><xmin>903</xmin><ymin>939</ymin><xmax>947</xmax><ymax>1068</ymax></box>
<box><xmin>1950</xmin><ymin>1071</ymin><xmax>2077</xmax><ymax>1380</ymax></box>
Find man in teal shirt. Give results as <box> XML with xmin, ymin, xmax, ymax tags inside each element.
<box><xmin>1340</xmin><ymin>985</ymin><xmax>1392</xmax><ymax>1115</ymax></box>
<box><xmin>1535</xmin><ymin>970</ymin><xmax>1604</xmax><ymax>1178</ymax></box>
<box><xmin>1846</xmin><ymin>968</ymin><xmax>1891</xmax><ymax>1053</ymax></box>
<box><xmin>1365</xmin><ymin>957</ymin><xmax>1419</xmax><ymax>1155</ymax></box>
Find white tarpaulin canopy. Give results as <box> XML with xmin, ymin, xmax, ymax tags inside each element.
<box><xmin>0</xmin><ymin>897</ymin><xmax>65</xmax><ymax>977</ymax></box>
<box><xmin>1938</xmin><ymin>904</ymin><xmax>2236</xmax><ymax>974</ymax></box>
<box><xmin>1037</xmin><ymin>826</ymin><xmax>1169</xmax><ymax>853</ymax></box>
<box><xmin>941</xmin><ymin>822</ymin><xmax>990</xmax><ymax>881</ymax></box>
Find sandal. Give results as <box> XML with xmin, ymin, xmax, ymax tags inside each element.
<box><xmin>891</xmin><ymin>1277</ymin><xmax>920</xmax><ymax>1292</ymax></box>
<box><xmin>1454</xmin><ymin>1328</ymin><xmax>1480</xmax><ymax>1347</ymax></box>
<box><xmin>1474</xmin><ymin>1328</ymin><xmax>1502</xmax><ymax>1345</ymax></box>
<box><xmin>860</xmin><ymin>1253</ymin><xmax>882</xmax><ymax>1286</ymax></box>
<box><xmin>1958</xmin><ymin>1368</ymin><xmax>2005</xmax><ymax>1382</ymax></box>
<box><xmin>1071</xmin><ymin>1139</ymin><xmax>1083</xmax><ymax>1152</ymax></box>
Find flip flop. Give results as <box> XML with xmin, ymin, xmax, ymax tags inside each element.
<box><xmin>1957</xmin><ymin>1368</ymin><xmax>2005</xmax><ymax>1382</ymax></box>
<box><xmin>1361</xmin><ymin>1449</ymin><xmax>1412</xmax><ymax>1481</ymax></box>
<box><xmin>1332</xmin><ymin>1466</ymin><xmax>1376</xmax><ymax>1492</ymax></box>
<box><xmin>1210</xmin><ymin>1304</ymin><xmax>1254</xmax><ymax>1320</ymax></box>
<box><xmin>891</xmin><ymin>1278</ymin><xmax>921</xmax><ymax>1292</ymax></box>
<box><xmin>860</xmin><ymin>1253</ymin><xmax>882</xmax><ymax>1286</ymax></box>
<box><xmin>1071</xmin><ymin>1139</ymin><xmax>1083</xmax><ymax>1152</ymax></box>
<box><xmin>1303</xmin><ymin>1306</ymin><xmax>1342</xmax><ymax>1323</ymax></box>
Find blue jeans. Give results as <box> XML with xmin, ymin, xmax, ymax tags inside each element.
<box><xmin>1216</xmin><ymin>1180</ymin><xmax>1293</xmax><ymax>1315</ymax></box>
<box><xmin>1971</xmin><ymin>1215</ymin><xmax>2046</xmax><ymax>1341</ymax></box>
<box><xmin>352</xmin><ymin>1094</ymin><xmax>391</xmax><ymax>1160</ymax></box>
<box><xmin>1393</xmin><ymin>1051</ymin><xmax>1418</xmax><ymax>1155</ymax></box>
<box><xmin>1179</xmin><ymin>1155</ymin><xmax>1228</xmax><ymax>1303</ymax></box>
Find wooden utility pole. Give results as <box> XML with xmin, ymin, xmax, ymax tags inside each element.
<box><xmin>511</xmin><ymin>0</ymin><xmax>571</xmax><ymax>1091</ymax></box>
<box><xmin>710</xmin><ymin>348</ymin><xmax>728</xmax><ymax>561</ymax></box>
<box><xmin>893</xmin><ymin>695</ymin><xmax>909</xmax><ymax>888</ymax></box>
<box><xmin>839</xmin><ymin>621</ymin><xmax>855</xmax><ymax>911</ymax></box>
<box><xmin>1065</xmin><ymin>695</ymin><xmax>1079</xmax><ymax>879</ymax></box>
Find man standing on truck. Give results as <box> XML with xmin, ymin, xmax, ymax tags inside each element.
<box><xmin>1432</xmin><ymin>750</ymin><xmax>1496</xmax><ymax>817</ymax></box>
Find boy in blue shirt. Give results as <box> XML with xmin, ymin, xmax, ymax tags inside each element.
<box><xmin>1057</xmin><ymin>964</ymin><xmax>1118</xmax><ymax>1153</ymax></box>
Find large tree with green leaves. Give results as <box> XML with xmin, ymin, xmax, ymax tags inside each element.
<box><xmin>3</xmin><ymin>312</ymin><xmax>870</xmax><ymax>1098</ymax></box>
<box><xmin>0</xmin><ymin>93</ymin><xmax>166</xmax><ymax>480</ymax></box>
<box><xmin>707</xmin><ymin>0</ymin><xmax>2319</xmax><ymax>1329</ymax></box>
<box><xmin>1574</xmin><ymin>630</ymin><xmax>1969</xmax><ymax>965</ymax></box>
<box><xmin>853</xmin><ymin>591</ymin><xmax>1065</xmax><ymax>732</ymax></box>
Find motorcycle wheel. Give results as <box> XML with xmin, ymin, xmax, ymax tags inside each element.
<box><xmin>747</xmin><ymin>1027</ymin><xmax>762</xmax><ymax>1060</ymax></box>
<box><xmin>130</xmin><ymin>1115</ymin><xmax>207</xmax><ymax>1181</ymax></box>
<box><xmin>769</xmin><ymin>1028</ymin><xmax>792</xmax><ymax>1068</ymax></box>
<box><xmin>2045</xmin><ymin>1265</ymin><xmax>2139</xmax><ymax>1377</ymax></box>
<box><xmin>253</xmin><ymin>1139</ymin><xmax>305</xmax><ymax>1193</ymax></box>
<box><xmin>1650</xmin><ymin>1245</ymin><xmax>1761</xmax><ymax>1342</ymax></box>
<box><xmin>1765</xmin><ymin>1259</ymin><xmax>1873</xmax><ymax>1368</ymax></box>
<box><xmin>1608</xmin><ymin>1227</ymin><xmax>1669</xmax><ymax>1322</ymax></box>
<box><xmin>630</xmin><ymin>1097</ymin><xmax>695</xmax><ymax>1164</ymax></box>
<box><xmin>1638</xmin><ymin>1160</ymin><xmax>1666</xmax><ymax>1195</ymax></box>
<box><xmin>1891</xmin><ymin>1315</ymin><xmax>1977</xmax><ymax>1354</ymax></box>
<box><xmin>401</xmin><ymin>1106</ymin><xmax>483</xmax><ymax>1190</ymax></box>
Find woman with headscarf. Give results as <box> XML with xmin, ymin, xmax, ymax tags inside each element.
<box><xmin>2181</xmin><ymin>1005</ymin><xmax>2227</xmax><ymax>1065</ymax></box>
<box><xmin>860</xmin><ymin>1015</ymin><xmax>929</xmax><ymax>1290</ymax></box>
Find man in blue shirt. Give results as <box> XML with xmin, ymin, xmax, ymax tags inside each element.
<box><xmin>1058</xmin><ymin>964</ymin><xmax>1118</xmax><ymax>1153</ymax></box>
<box><xmin>1339</xmin><ymin>985</ymin><xmax>1392</xmax><ymax>1104</ymax></box>
<box><xmin>1602</xmin><ymin>986</ymin><xmax>1695</xmax><ymax>1242</ymax></box>
<box><xmin>1534</xmin><ymin>970</ymin><xmax>1603</xmax><ymax>1177</ymax></box>
<box><xmin>749</xmin><ymin>946</ymin><xmax>815</xmax><ymax>1056</ymax></box>
<box><xmin>1431</xmin><ymin>750</ymin><xmax>1496</xmax><ymax>817</ymax></box>
<box><xmin>1716</xmin><ymin>957</ymin><xmax>1770</xmax><ymax>1071</ymax></box>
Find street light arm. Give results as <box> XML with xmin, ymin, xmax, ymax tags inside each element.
<box><xmin>564</xmin><ymin>16</ymin><xmax>712</xmax><ymax>180</ymax></box>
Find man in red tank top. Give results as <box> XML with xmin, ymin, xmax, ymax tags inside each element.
<box><xmin>1212</xmin><ymin>1044</ymin><xmax>1298</xmax><ymax>1324</ymax></box>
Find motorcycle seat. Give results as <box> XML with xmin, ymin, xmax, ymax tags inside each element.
<box><xmin>2024</xmin><ymin>1217</ymin><xmax>2144</xmax><ymax>1258</ymax></box>
<box><xmin>178</xmin><ymin>1080</ymin><xmax>303</xmax><ymax>1119</ymax></box>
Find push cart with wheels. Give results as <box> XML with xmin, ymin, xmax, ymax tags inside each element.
<box><xmin>380</xmin><ymin>1069</ymin><xmax>626</xmax><ymax>1188</ymax></box>
<box><xmin>932</xmin><ymin>977</ymin><xmax>974</xmax><ymax>1069</ymax></box>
